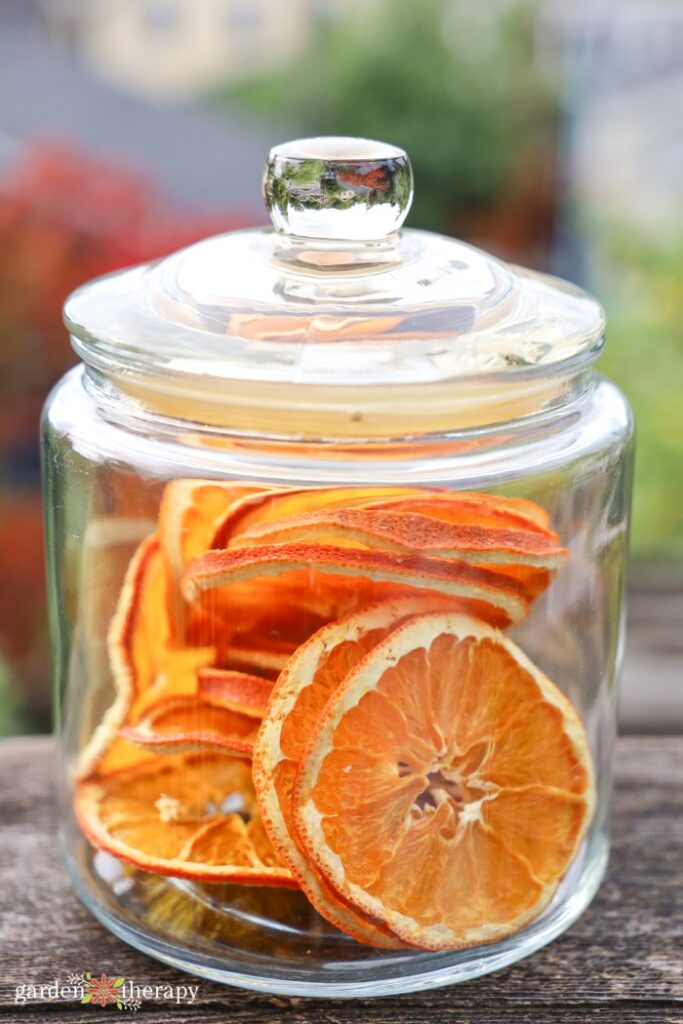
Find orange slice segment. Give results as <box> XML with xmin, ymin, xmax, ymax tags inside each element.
<box><xmin>198</xmin><ymin>668</ymin><xmax>273</xmax><ymax>718</ymax></box>
<box><xmin>120</xmin><ymin>695</ymin><xmax>260</xmax><ymax>757</ymax></box>
<box><xmin>254</xmin><ymin>596</ymin><xmax>453</xmax><ymax>948</ymax></box>
<box><xmin>293</xmin><ymin>610</ymin><xmax>595</xmax><ymax>950</ymax></box>
<box><xmin>210</xmin><ymin>486</ymin><xmax>425</xmax><ymax>548</ymax></box>
<box><xmin>183</xmin><ymin>543</ymin><xmax>529</xmax><ymax>628</ymax></box>
<box><xmin>75</xmin><ymin>752</ymin><xmax>296</xmax><ymax>886</ymax></box>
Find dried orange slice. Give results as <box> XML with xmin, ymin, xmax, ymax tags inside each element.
<box><xmin>72</xmin><ymin>517</ymin><xmax>157</xmax><ymax>763</ymax></box>
<box><xmin>75</xmin><ymin>752</ymin><xmax>295</xmax><ymax>886</ymax></box>
<box><xmin>293</xmin><ymin>610</ymin><xmax>595</xmax><ymax>950</ymax></box>
<box><xmin>158</xmin><ymin>479</ymin><xmax>263</xmax><ymax>632</ymax></box>
<box><xmin>234</xmin><ymin>508</ymin><xmax>566</xmax><ymax>604</ymax></box>
<box><xmin>359</xmin><ymin>494</ymin><xmax>560</xmax><ymax>598</ymax></box>
<box><xmin>198</xmin><ymin>668</ymin><xmax>273</xmax><ymax>718</ymax></box>
<box><xmin>225</xmin><ymin>642</ymin><xmax>295</xmax><ymax>678</ymax></box>
<box><xmin>75</xmin><ymin>535</ymin><xmax>157</xmax><ymax>779</ymax></box>
<box><xmin>77</xmin><ymin>536</ymin><xmax>214</xmax><ymax>779</ymax></box>
<box><xmin>254</xmin><ymin>596</ymin><xmax>452</xmax><ymax>947</ymax></box>
<box><xmin>210</xmin><ymin>486</ymin><xmax>424</xmax><ymax>548</ymax></box>
<box><xmin>120</xmin><ymin>695</ymin><xmax>260</xmax><ymax>757</ymax></box>
<box><xmin>361</xmin><ymin>492</ymin><xmax>553</xmax><ymax>534</ymax></box>
<box><xmin>183</xmin><ymin>543</ymin><xmax>529</xmax><ymax>627</ymax></box>
<box><xmin>235</xmin><ymin>509</ymin><xmax>566</xmax><ymax>567</ymax></box>
<box><xmin>158</xmin><ymin>479</ymin><xmax>263</xmax><ymax>583</ymax></box>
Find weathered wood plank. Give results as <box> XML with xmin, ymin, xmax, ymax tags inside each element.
<box><xmin>0</xmin><ymin>736</ymin><xmax>681</xmax><ymax>1022</ymax></box>
<box><xmin>621</xmin><ymin>569</ymin><xmax>683</xmax><ymax>732</ymax></box>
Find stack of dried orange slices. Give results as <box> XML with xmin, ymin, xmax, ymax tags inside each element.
<box><xmin>74</xmin><ymin>481</ymin><xmax>595</xmax><ymax>950</ymax></box>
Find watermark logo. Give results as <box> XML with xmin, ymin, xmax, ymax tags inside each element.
<box><xmin>78</xmin><ymin>974</ymin><xmax>138</xmax><ymax>1011</ymax></box>
<box><xmin>14</xmin><ymin>972</ymin><xmax>200</xmax><ymax>1010</ymax></box>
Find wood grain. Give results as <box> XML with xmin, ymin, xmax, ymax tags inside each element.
<box><xmin>0</xmin><ymin>735</ymin><xmax>681</xmax><ymax>1022</ymax></box>
<box><xmin>621</xmin><ymin>568</ymin><xmax>683</xmax><ymax>733</ymax></box>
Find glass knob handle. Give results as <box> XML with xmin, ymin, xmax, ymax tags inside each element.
<box><xmin>263</xmin><ymin>136</ymin><xmax>413</xmax><ymax>242</ymax></box>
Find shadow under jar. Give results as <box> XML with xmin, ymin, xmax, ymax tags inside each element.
<box><xmin>42</xmin><ymin>137</ymin><xmax>634</xmax><ymax>997</ymax></box>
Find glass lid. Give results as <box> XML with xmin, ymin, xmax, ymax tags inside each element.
<box><xmin>64</xmin><ymin>136</ymin><xmax>605</xmax><ymax>436</ymax></box>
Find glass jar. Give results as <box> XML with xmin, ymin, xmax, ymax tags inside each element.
<box><xmin>43</xmin><ymin>137</ymin><xmax>633</xmax><ymax>997</ymax></box>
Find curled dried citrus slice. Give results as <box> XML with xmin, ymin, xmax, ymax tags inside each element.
<box><xmin>361</xmin><ymin>491</ymin><xmax>553</xmax><ymax>534</ymax></box>
<box><xmin>210</xmin><ymin>486</ymin><xmax>424</xmax><ymax>548</ymax></box>
<box><xmin>72</xmin><ymin>518</ymin><xmax>156</xmax><ymax>763</ymax></box>
<box><xmin>158</xmin><ymin>479</ymin><xmax>263</xmax><ymax>632</ymax></box>
<box><xmin>183</xmin><ymin>544</ymin><xmax>529</xmax><ymax>627</ymax></box>
<box><xmin>158</xmin><ymin>479</ymin><xmax>263</xmax><ymax>583</ymax></box>
<box><xmin>236</xmin><ymin>509</ymin><xmax>566</xmax><ymax>566</ymax></box>
<box><xmin>120</xmin><ymin>695</ymin><xmax>259</xmax><ymax>757</ymax></box>
<box><xmin>75</xmin><ymin>752</ymin><xmax>295</xmax><ymax>886</ymax></box>
<box><xmin>293</xmin><ymin>610</ymin><xmax>595</xmax><ymax>950</ymax></box>
<box><xmin>198</xmin><ymin>668</ymin><xmax>273</xmax><ymax>718</ymax></box>
<box><xmin>234</xmin><ymin>508</ymin><xmax>566</xmax><ymax>604</ymax></box>
<box><xmin>254</xmin><ymin>596</ymin><xmax>451</xmax><ymax>948</ymax></box>
<box><xmin>77</xmin><ymin>536</ymin><xmax>214</xmax><ymax>779</ymax></box>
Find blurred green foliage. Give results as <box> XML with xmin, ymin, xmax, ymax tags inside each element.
<box><xmin>213</xmin><ymin>0</ymin><xmax>557</xmax><ymax>231</ymax></box>
<box><xmin>0</xmin><ymin>656</ymin><xmax>30</xmax><ymax>736</ymax></box>
<box><xmin>597</xmin><ymin>229</ymin><xmax>683</xmax><ymax>558</ymax></box>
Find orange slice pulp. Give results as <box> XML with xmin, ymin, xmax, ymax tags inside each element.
<box><xmin>293</xmin><ymin>610</ymin><xmax>595</xmax><ymax>950</ymax></box>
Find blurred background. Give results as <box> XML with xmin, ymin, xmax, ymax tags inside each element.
<box><xmin>0</xmin><ymin>0</ymin><xmax>681</xmax><ymax>736</ymax></box>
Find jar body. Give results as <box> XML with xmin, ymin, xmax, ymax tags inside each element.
<box><xmin>44</xmin><ymin>366</ymin><xmax>633</xmax><ymax>996</ymax></box>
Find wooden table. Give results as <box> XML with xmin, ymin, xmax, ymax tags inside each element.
<box><xmin>1</xmin><ymin>736</ymin><xmax>681</xmax><ymax>1022</ymax></box>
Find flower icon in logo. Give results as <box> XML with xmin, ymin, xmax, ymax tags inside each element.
<box><xmin>81</xmin><ymin>973</ymin><xmax>126</xmax><ymax>1009</ymax></box>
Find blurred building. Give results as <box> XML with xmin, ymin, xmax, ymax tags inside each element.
<box><xmin>539</xmin><ymin>0</ymin><xmax>683</xmax><ymax>234</ymax></box>
<box><xmin>0</xmin><ymin>4</ymin><xmax>272</xmax><ymax>212</ymax></box>
<box><xmin>40</xmin><ymin>0</ymin><xmax>376</xmax><ymax>101</ymax></box>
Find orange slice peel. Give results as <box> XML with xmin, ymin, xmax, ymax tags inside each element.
<box><xmin>76</xmin><ymin>534</ymin><xmax>215</xmax><ymax>780</ymax></box>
